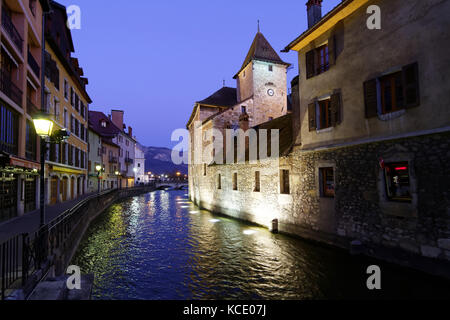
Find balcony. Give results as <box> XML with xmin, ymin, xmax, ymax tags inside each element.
<box><xmin>27</xmin><ymin>97</ymin><xmax>38</xmax><ymax>115</ymax></box>
<box><xmin>2</xmin><ymin>9</ymin><xmax>23</xmax><ymax>54</ymax></box>
<box><xmin>28</xmin><ymin>50</ymin><xmax>40</xmax><ymax>78</ymax></box>
<box><xmin>125</xmin><ymin>157</ymin><xmax>134</xmax><ymax>164</ymax></box>
<box><xmin>109</xmin><ymin>156</ymin><xmax>118</xmax><ymax>164</ymax></box>
<box><xmin>0</xmin><ymin>68</ymin><xmax>23</xmax><ymax>107</ymax></box>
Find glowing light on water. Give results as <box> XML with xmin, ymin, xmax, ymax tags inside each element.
<box><xmin>243</xmin><ymin>230</ymin><xmax>257</xmax><ymax>235</ymax></box>
<box><xmin>181</xmin><ymin>206</ymin><xmax>190</xmax><ymax>208</ymax></box>
<box><xmin>209</xmin><ymin>219</ymin><xmax>220</xmax><ymax>223</ymax></box>
<box><xmin>190</xmin><ymin>211</ymin><xmax>199</xmax><ymax>214</ymax></box>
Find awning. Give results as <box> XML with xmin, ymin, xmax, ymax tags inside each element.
<box><xmin>49</xmin><ymin>165</ymin><xmax>86</xmax><ymax>175</ymax></box>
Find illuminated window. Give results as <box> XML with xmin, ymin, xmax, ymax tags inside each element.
<box><xmin>318</xmin><ymin>98</ymin><xmax>332</xmax><ymax>130</ymax></box>
<box><xmin>384</xmin><ymin>162</ymin><xmax>411</xmax><ymax>202</ymax></box>
<box><xmin>280</xmin><ymin>170</ymin><xmax>290</xmax><ymax>194</ymax></box>
<box><xmin>320</xmin><ymin>167</ymin><xmax>335</xmax><ymax>198</ymax></box>
<box><xmin>254</xmin><ymin>171</ymin><xmax>260</xmax><ymax>192</ymax></box>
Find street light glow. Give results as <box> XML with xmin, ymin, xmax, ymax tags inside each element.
<box><xmin>33</xmin><ymin>118</ymin><xmax>54</xmax><ymax>138</ymax></box>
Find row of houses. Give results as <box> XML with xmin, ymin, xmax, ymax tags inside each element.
<box><xmin>0</xmin><ymin>0</ymin><xmax>147</xmax><ymax>225</ymax></box>
<box><xmin>188</xmin><ymin>0</ymin><xmax>450</xmax><ymax>266</ymax></box>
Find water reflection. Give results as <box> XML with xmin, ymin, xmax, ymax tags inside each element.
<box><xmin>72</xmin><ymin>190</ymin><xmax>450</xmax><ymax>300</ymax></box>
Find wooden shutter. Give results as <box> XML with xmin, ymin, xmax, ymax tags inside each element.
<box><xmin>364</xmin><ymin>79</ymin><xmax>378</xmax><ymax>118</ymax></box>
<box><xmin>308</xmin><ymin>102</ymin><xmax>317</xmax><ymax>131</ymax></box>
<box><xmin>330</xmin><ymin>92</ymin><xmax>341</xmax><ymax>126</ymax></box>
<box><xmin>328</xmin><ymin>35</ymin><xmax>336</xmax><ymax>66</ymax></box>
<box><xmin>402</xmin><ymin>62</ymin><xmax>420</xmax><ymax>108</ymax></box>
<box><xmin>306</xmin><ymin>50</ymin><xmax>315</xmax><ymax>79</ymax></box>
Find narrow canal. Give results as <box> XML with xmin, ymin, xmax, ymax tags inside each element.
<box><xmin>72</xmin><ymin>190</ymin><xmax>450</xmax><ymax>300</ymax></box>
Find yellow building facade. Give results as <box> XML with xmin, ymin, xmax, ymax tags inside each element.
<box><xmin>42</xmin><ymin>1</ymin><xmax>91</xmax><ymax>205</ymax></box>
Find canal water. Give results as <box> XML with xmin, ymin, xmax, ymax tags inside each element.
<box><xmin>72</xmin><ymin>190</ymin><xmax>450</xmax><ymax>300</ymax></box>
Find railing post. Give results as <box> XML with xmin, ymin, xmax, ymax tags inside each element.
<box><xmin>1</xmin><ymin>242</ymin><xmax>6</xmax><ymax>300</ymax></box>
<box><xmin>22</xmin><ymin>234</ymin><xmax>29</xmax><ymax>287</ymax></box>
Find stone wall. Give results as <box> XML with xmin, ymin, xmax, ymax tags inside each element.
<box><xmin>191</xmin><ymin>131</ymin><xmax>450</xmax><ymax>275</ymax></box>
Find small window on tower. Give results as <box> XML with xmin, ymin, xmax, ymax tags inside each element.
<box><xmin>269</xmin><ymin>65</ymin><xmax>273</xmax><ymax>72</ymax></box>
<box><xmin>241</xmin><ymin>106</ymin><xmax>246</xmax><ymax>114</ymax></box>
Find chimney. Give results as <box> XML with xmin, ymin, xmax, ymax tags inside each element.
<box><xmin>128</xmin><ymin>126</ymin><xmax>133</xmax><ymax>137</ymax></box>
<box><xmin>111</xmin><ymin>110</ymin><xmax>124</xmax><ymax>131</ymax></box>
<box><xmin>306</xmin><ymin>0</ymin><xmax>323</xmax><ymax>28</ymax></box>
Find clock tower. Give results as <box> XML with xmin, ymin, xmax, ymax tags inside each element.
<box><xmin>234</xmin><ymin>31</ymin><xmax>290</xmax><ymax>126</ymax></box>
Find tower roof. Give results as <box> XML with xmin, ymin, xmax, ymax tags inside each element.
<box><xmin>233</xmin><ymin>32</ymin><xmax>289</xmax><ymax>79</ymax></box>
<box><xmin>196</xmin><ymin>87</ymin><xmax>237</xmax><ymax>107</ymax></box>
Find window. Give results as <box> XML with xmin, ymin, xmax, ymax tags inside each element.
<box><xmin>64</xmin><ymin>80</ymin><xmax>69</xmax><ymax>100</ymax></box>
<box><xmin>318</xmin><ymin>99</ymin><xmax>332</xmax><ymax>130</ymax></box>
<box><xmin>320</xmin><ymin>168</ymin><xmax>335</xmax><ymax>198</ymax></box>
<box><xmin>217</xmin><ymin>174</ymin><xmax>222</xmax><ymax>190</ymax></box>
<box><xmin>268</xmin><ymin>117</ymin><xmax>274</xmax><ymax>121</ymax></box>
<box><xmin>364</xmin><ymin>62</ymin><xmax>420</xmax><ymax>118</ymax></box>
<box><xmin>203</xmin><ymin>163</ymin><xmax>207</xmax><ymax>176</ymax></box>
<box><xmin>268</xmin><ymin>65</ymin><xmax>273</xmax><ymax>72</ymax></box>
<box><xmin>75</xmin><ymin>94</ymin><xmax>79</xmax><ymax>112</ymax></box>
<box><xmin>384</xmin><ymin>162</ymin><xmax>411</xmax><ymax>202</ymax></box>
<box><xmin>233</xmin><ymin>173</ymin><xmax>238</xmax><ymax>191</ymax></box>
<box><xmin>101</xmin><ymin>120</ymin><xmax>106</xmax><ymax>128</ymax></box>
<box><xmin>280</xmin><ymin>170</ymin><xmax>290</xmax><ymax>194</ymax></box>
<box><xmin>380</xmin><ymin>72</ymin><xmax>404</xmax><ymax>114</ymax></box>
<box><xmin>306</xmin><ymin>44</ymin><xmax>330</xmax><ymax>78</ymax></box>
<box><xmin>70</xmin><ymin>87</ymin><xmax>74</xmax><ymax>106</ymax></box>
<box><xmin>25</xmin><ymin>121</ymin><xmax>36</xmax><ymax>160</ymax></box>
<box><xmin>308</xmin><ymin>92</ymin><xmax>341</xmax><ymax>131</ymax></box>
<box><xmin>64</xmin><ymin>109</ymin><xmax>68</xmax><ymax>128</ymax></box>
<box><xmin>254</xmin><ymin>171</ymin><xmax>260</xmax><ymax>192</ymax></box>
<box><xmin>241</xmin><ymin>106</ymin><xmax>247</xmax><ymax>114</ymax></box>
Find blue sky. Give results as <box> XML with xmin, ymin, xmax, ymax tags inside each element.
<box><xmin>58</xmin><ymin>0</ymin><xmax>341</xmax><ymax>148</ymax></box>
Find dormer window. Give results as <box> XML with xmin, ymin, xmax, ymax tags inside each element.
<box><xmin>101</xmin><ymin>120</ymin><xmax>107</xmax><ymax>128</ymax></box>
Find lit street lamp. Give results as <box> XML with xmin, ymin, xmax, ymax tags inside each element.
<box><xmin>115</xmin><ymin>171</ymin><xmax>121</xmax><ymax>189</ymax></box>
<box><xmin>33</xmin><ymin>112</ymin><xmax>54</xmax><ymax>227</ymax></box>
<box><xmin>96</xmin><ymin>164</ymin><xmax>103</xmax><ymax>194</ymax></box>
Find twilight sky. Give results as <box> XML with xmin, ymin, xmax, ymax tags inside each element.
<box><xmin>58</xmin><ymin>0</ymin><xmax>341</xmax><ymax>148</ymax></box>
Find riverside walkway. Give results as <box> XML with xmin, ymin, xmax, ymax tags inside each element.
<box><xmin>0</xmin><ymin>192</ymin><xmax>99</xmax><ymax>243</ymax></box>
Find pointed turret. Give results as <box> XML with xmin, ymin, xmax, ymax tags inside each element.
<box><xmin>233</xmin><ymin>32</ymin><xmax>288</xmax><ymax>79</ymax></box>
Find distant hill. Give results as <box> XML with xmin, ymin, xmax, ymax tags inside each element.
<box><xmin>141</xmin><ymin>145</ymin><xmax>188</xmax><ymax>175</ymax></box>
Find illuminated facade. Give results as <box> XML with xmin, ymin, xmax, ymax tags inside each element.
<box><xmin>43</xmin><ymin>1</ymin><xmax>91</xmax><ymax>205</ymax></box>
<box><xmin>0</xmin><ymin>0</ymin><xmax>49</xmax><ymax>223</ymax></box>
<box><xmin>189</xmin><ymin>0</ymin><xmax>450</xmax><ymax>270</ymax></box>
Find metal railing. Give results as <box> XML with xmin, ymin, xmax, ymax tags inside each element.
<box><xmin>27</xmin><ymin>50</ymin><xmax>40</xmax><ymax>78</ymax></box>
<box><xmin>0</xmin><ymin>68</ymin><xmax>23</xmax><ymax>107</ymax></box>
<box><xmin>1</xmin><ymin>10</ymin><xmax>23</xmax><ymax>54</ymax></box>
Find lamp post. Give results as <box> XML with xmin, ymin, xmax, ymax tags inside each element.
<box><xmin>115</xmin><ymin>171</ymin><xmax>120</xmax><ymax>189</ymax></box>
<box><xmin>95</xmin><ymin>165</ymin><xmax>102</xmax><ymax>194</ymax></box>
<box><xmin>33</xmin><ymin>113</ymin><xmax>54</xmax><ymax>228</ymax></box>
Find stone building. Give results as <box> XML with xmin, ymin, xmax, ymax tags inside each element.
<box><xmin>87</xmin><ymin>128</ymin><xmax>102</xmax><ymax>193</ymax></box>
<box><xmin>0</xmin><ymin>0</ymin><xmax>49</xmax><ymax>223</ymax></box>
<box><xmin>134</xmin><ymin>143</ymin><xmax>146</xmax><ymax>185</ymax></box>
<box><xmin>88</xmin><ymin>111</ymin><xmax>120</xmax><ymax>191</ymax></box>
<box><xmin>109</xmin><ymin>110</ymin><xmax>136</xmax><ymax>188</ymax></box>
<box><xmin>189</xmin><ymin>0</ymin><xmax>450</xmax><ymax>272</ymax></box>
<box><xmin>43</xmin><ymin>1</ymin><xmax>91</xmax><ymax>205</ymax></box>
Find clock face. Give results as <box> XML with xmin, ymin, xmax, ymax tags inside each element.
<box><xmin>267</xmin><ymin>89</ymin><xmax>274</xmax><ymax>96</ymax></box>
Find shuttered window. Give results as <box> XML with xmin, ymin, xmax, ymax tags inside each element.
<box><xmin>305</xmin><ymin>36</ymin><xmax>336</xmax><ymax>79</ymax></box>
<box><xmin>364</xmin><ymin>62</ymin><xmax>420</xmax><ymax>118</ymax></box>
<box><xmin>308</xmin><ymin>92</ymin><xmax>341</xmax><ymax>131</ymax></box>
<box><xmin>254</xmin><ymin>171</ymin><xmax>260</xmax><ymax>192</ymax></box>
<box><xmin>280</xmin><ymin>170</ymin><xmax>290</xmax><ymax>195</ymax></box>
